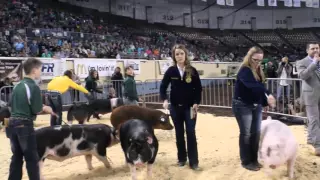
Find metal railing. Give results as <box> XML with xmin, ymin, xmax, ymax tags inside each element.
<box><xmin>0</xmin><ymin>78</ymin><xmax>306</xmax><ymax>121</ymax></box>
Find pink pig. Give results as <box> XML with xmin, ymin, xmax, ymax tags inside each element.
<box><xmin>258</xmin><ymin>116</ymin><xmax>298</xmax><ymax>179</ymax></box>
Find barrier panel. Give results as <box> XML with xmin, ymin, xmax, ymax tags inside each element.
<box><xmin>0</xmin><ymin>78</ymin><xmax>307</xmax><ymax>122</ymax></box>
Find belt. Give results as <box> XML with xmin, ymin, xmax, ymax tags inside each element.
<box><xmin>10</xmin><ymin>117</ymin><xmax>33</xmax><ymax>121</ymax></box>
<box><xmin>233</xmin><ymin>98</ymin><xmax>259</xmax><ymax>107</ymax></box>
<box><xmin>46</xmin><ymin>90</ymin><xmax>61</xmax><ymax>94</ymax></box>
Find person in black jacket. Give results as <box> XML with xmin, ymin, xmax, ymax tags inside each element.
<box><xmin>160</xmin><ymin>44</ymin><xmax>202</xmax><ymax>171</ymax></box>
<box><xmin>85</xmin><ymin>69</ymin><xmax>103</xmax><ymax>98</ymax></box>
<box><xmin>85</xmin><ymin>69</ymin><xmax>102</xmax><ymax>119</ymax></box>
<box><xmin>232</xmin><ymin>46</ymin><xmax>276</xmax><ymax>171</ymax></box>
<box><xmin>111</xmin><ymin>67</ymin><xmax>123</xmax><ymax>98</ymax></box>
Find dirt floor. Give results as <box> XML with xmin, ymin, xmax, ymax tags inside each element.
<box><xmin>0</xmin><ymin>110</ymin><xmax>318</xmax><ymax>180</ymax></box>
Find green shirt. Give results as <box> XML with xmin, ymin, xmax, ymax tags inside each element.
<box><xmin>123</xmin><ymin>76</ymin><xmax>138</xmax><ymax>101</ymax></box>
<box><xmin>11</xmin><ymin>77</ymin><xmax>43</xmax><ymax>120</ymax></box>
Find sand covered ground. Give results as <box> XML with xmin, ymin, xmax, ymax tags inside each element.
<box><xmin>0</xmin><ymin>110</ymin><xmax>319</xmax><ymax>180</ymax></box>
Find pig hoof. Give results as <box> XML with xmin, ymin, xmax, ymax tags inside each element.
<box><xmin>88</xmin><ymin>166</ymin><xmax>94</xmax><ymax>171</ymax></box>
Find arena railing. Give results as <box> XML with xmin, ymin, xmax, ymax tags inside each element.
<box><xmin>0</xmin><ymin>78</ymin><xmax>306</xmax><ymax>122</ymax></box>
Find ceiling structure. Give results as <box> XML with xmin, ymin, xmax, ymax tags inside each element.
<box><xmin>165</xmin><ymin>0</ymin><xmax>309</xmax><ymax>9</ymax></box>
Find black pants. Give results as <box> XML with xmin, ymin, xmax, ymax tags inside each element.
<box><xmin>170</xmin><ymin>105</ymin><xmax>199</xmax><ymax>166</ymax></box>
<box><xmin>6</xmin><ymin>119</ymin><xmax>40</xmax><ymax>180</ymax></box>
<box><xmin>85</xmin><ymin>92</ymin><xmax>99</xmax><ymax>119</ymax></box>
<box><xmin>46</xmin><ymin>91</ymin><xmax>63</xmax><ymax>126</ymax></box>
<box><xmin>70</xmin><ymin>89</ymin><xmax>80</xmax><ymax>102</ymax></box>
<box><xmin>113</xmin><ymin>82</ymin><xmax>123</xmax><ymax>98</ymax></box>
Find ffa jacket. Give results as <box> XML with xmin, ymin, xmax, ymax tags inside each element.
<box><xmin>160</xmin><ymin>65</ymin><xmax>202</xmax><ymax>107</ymax></box>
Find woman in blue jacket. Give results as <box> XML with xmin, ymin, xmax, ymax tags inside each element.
<box><xmin>232</xmin><ymin>46</ymin><xmax>276</xmax><ymax>171</ymax></box>
<box><xmin>160</xmin><ymin>44</ymin><xmax>202</xmax><ymax>170</ymax></box>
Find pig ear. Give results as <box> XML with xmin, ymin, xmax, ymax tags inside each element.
<box><xmin>147</xmin><ymin>136</ymin><xmax>153</xmax><ymax>144</ymax></box>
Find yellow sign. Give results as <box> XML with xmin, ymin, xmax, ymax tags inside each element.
<box><xmin>186</xmin><ymin>76</ymin><xmax>192</xmax><ymax>83</ymax></box>
<box><xmin>77</xmin><ymin>64</ymin><xmax>87</xmax><ymax>75</ymax></box>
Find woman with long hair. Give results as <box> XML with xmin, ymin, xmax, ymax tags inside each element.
<box><xmin>160</xmin><ymin>44</ymin><xmax>202</xmax><ymax>170</ymax></box>
<box><xmin>85</xmin><ymin>69</ymin><xmax>103</xmax><ymax>119</ymax></box>
<box><xmin>232</xmin><ymin>46</ymin><xmax>276</xmax><ymax>171</ymax></box>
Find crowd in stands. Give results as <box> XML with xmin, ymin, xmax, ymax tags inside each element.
<box><xmin>0</xmin><ymin>0</ymin><xmax>245</xmax><ymax>61</ymax></box>
<box><xmin>0</xmin><ymin>0</ymin><xmax>312</xmax><ymax>62</ymax></box>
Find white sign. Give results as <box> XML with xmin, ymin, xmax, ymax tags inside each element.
<box><xmin>73</xmin><ymin>59</ymin><xmax>117</xmax><ymax>78</ymax></box>
<box><xmin>159</xmin><ymin>60</ymin><xmax>172</xmax><ymax>75</ymax></box>
<box><xmin>40</xmin><ymin>58</ymin><xmax>66</xmax><ymax>80</ymax></box>
<box><xmin>124</xmin><ymin>60</ymin><xmax>141</xmax><ymax>75</ymax></box>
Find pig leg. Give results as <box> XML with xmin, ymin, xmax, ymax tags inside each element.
<box><xmin>85</xmin><ymin>155</ymin><xmax>94</xmax><ymax>170</ymax></box>
<box><xmin>39</xmin><ymin>159</ymin><xmax>45</xmax><ymax>180</ymax></box>
<box><xmin>263</xmin><ymin>166</ymin><xmax>274</xmax><ymax>178</ymax></box>
<box><xmin>287</xmin><ymin>155</ymin><xmax>297</xmax><ymax>179</ymax></box>
<box><xmin>147</xmin><ymin>163</ymin><xmax>153</xmax><ymax>179</ymax></box>
<box><xmin>94</xmin><ymin>154</ymin><xmax>111</xmax><ymax>168</ymax></box>
<box><xmin>129</xmin><ymin>163</ymin><xmax>137</xmax><ymax>180</ymax></box>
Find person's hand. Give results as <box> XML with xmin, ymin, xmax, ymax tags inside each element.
<box><xmin>314</xmin><ymin>53</ymin><xmax>320</xmax><ymax>62</ymax></box>
<box><xmin>87</xmin><ymin>92</ymin><xmax>94</xmax><ymax>100</ymax></box>
<box><xmin>192</xmin><ymin>104</ymin><xmax>199</xmax><ymax>113</ymax></box>
<box><xmin>163</xmin><ymin>100</ymin><xmax>169</xmax><ymax>110</ymax></box>
<box><xmin>42</xmin><ymin>105</ymin><xmax>53</xmax><ymax>114</ymax></box>
<box><xmin>267</xmin><ymin>95</ymin><xmax>276</xmax><ymax>108</ymax></box>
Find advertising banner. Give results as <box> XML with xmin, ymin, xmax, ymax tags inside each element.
<box><xmin>0</xmin><ymin>58</ymin><xmax>23</xmax><ymax>83</ymax></box>
<box><xmin>73</xmin><ymin>59</ymin><xmax>117</xmax><ymax>78</ymax></box>
<box><xmin>124</xmin><ymin>59</ymin><xmax>141</xmax><ymax>75</ymax></box>
<box><xmin>158</xmin><ymin>60</ymin><xmax>171</xmax><ymax>75</ymax></box>
<box><xmin>40</xmin><ymin>58</ymin><xmax>66</xmax><ymax>80</ymax></box>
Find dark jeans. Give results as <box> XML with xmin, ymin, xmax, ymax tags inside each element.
<box><xmin>232</xmin><ymin>99</ymin><xmax>262</xmax><ymax>166</ymax></box>
<box><xmin>6</xmin><ymin>119</ymin><xmax>40</xmax><ymax>180</ymax></box>
<box><xmin>46</xmin><ymin>91</ymin><xmax>62</xmax><ymax>126</ymax></box>
<box><xmin>170</xmin><ymin>105</ymin><xmax>198</xmax><ymax>166</ymax></box>
<box><xmin>113</xmin><ymin>82</ymin><xmax>123</xmax><ymax>98</ymax></box>
<box><xmin>70</xmin><ymin>89</ymin><xmax>80</xmax><ymax>102</ymax></box>
<box><xmin>85</xmin><ymin>92</ymin><xmax>99</xmax><ymax>119</ymax></box>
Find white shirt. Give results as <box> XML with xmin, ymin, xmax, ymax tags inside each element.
<box><xmin>279</xmin><ymin>68</ymin><xmax>288</xmax><ymax>86</ymax></box>
<box><xmin>177</xmin><ymin>65</ymin><xmax>185</xmax><ymax>80</ymax></box>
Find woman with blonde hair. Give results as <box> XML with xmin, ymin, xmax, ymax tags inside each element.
<box><xmin>160</xmin><ymin>44</ymin><xmax>202</xmax><ymax>170</ymax></box>
<box><xmin>232</xmin><ymin>46</ymin><xmax>276</xmax><ymax>171</ymax></box>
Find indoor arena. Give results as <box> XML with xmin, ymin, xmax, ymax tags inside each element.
<box><xmin>1</xmin><ymin>0</ymin><xmax>320</xmax><ymax>180</ymax></box>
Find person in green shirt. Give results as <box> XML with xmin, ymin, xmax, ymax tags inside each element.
<box><xmin>41</xmin><ymin>49</ymin><xmax>52</xmax><ymax>58</ymax></box>
<box><xmin>6</xmin><ymin>58</ymin><xmax>54</xmax><ymax>180</ymax></box>
<box><xmin>123</xmin><ymin>66</ymin><xmax>142</xmax><ymax>105</ymax></box>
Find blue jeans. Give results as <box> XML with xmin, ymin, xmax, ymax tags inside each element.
<box><xmin>276</xmin><ymin>85</ymin><xmax>290</xmax><ymax>102</ymax></box>
<box><xmin>232</xmin><ymin>99</ymin><xmax>262</xmax><ymax>165</ymax></box>
<box><xmin>6</xmin><ymin>119</ymin><xmax>40</xmax><ymax>180</ymax></box>
<box><xmin>170</xmin><ymin>105</ymin><xmax>198</xmax><ymax>166</ymax></box>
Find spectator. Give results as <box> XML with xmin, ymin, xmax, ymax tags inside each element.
<box><xmin>41</xmin><ymin>49</ymin><xmax>52</xmax><ymax>58</ymax></box>
<box><xmin>276</xmin><ymin>57</ymin><xmax>293</xmax><ymax>102</ymax></box>
<box><xmin>111</xmin><ymin>67</ymin><xmax>123</xmax><ymax>98</ymax></box>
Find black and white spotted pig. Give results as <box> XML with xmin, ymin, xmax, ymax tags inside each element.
<box><xmin>36</xmin><ymin>124</ymin><xmax>117</xmax><ymax>179</ymax></box>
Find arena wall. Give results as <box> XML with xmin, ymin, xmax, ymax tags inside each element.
<box><xmin>0</xmin><ymin>57</ymin><xmax>236</xmax><ymax>89</ymax></box>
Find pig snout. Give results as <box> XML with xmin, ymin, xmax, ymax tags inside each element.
<box><xmin>269</xmin><ymin>165</ymin><xmax>277</xmax><ymax>169</ymax></box>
